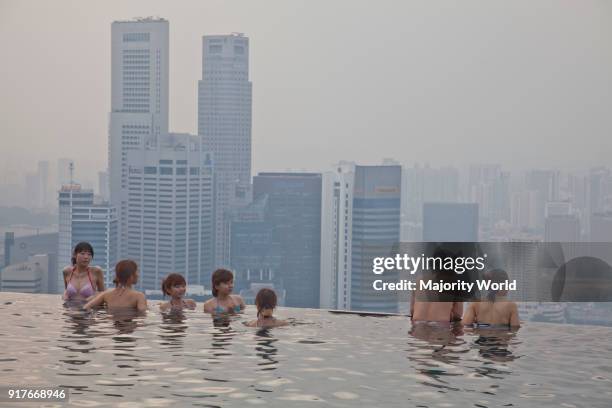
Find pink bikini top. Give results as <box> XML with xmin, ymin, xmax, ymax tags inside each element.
<box><xmin>64</xmin><ymin>267</ymin><xmax>96</xmax><ymax>300</ymax></box>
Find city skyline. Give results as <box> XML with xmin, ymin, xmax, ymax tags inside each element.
<box><xmin>2</xmin><ymin>0</ymin><xmax>612</xmax><ymax>187</ymax></box>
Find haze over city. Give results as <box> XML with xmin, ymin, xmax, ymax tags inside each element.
<box><xmin>1</xmin><ymin>0</ymin><xmax>611</xmax><ymax>188</ymax></box>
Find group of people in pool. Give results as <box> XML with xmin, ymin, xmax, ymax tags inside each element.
<box><xmin>64</xmin><ymin>241</ymin><xmax>520</xmax><ymax>329</ymax></box>
<box><xmin>63</xmin><ymin>242</ymin><xmax>287</xmax><ymax>328</ymax></box>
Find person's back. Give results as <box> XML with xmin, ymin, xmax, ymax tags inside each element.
<box><xmin>102</xmin><ymin>287</ymin><xmax>146</xmax><ymax>312</ymax></box>
<box><xmin>463</xmin><ymin>299</ymin><xmax>519</xmax><ymax>327</ymax></box>
<box><xmin>84</xmin><ymin>260</ymin><xmax>147</xmax><ymax>313</ymax></box>
<box><xmin>463</xmin><ymin>269</ymin><xmax>519</xmax><ymax>327</ymax></box>
<box><xmin>412</xmin><ymin>300</ymin><xmax>462</xmax><ymax>323</ymax></box>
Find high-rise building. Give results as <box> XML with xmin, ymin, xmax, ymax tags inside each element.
<box><xmin>350</xmin><ymin>165</ymin><xmax>401</xmax><ymax>313</ymax></box>
<box><xmin>109</xmin><ymin>18</ymin><xmax>169</xmax><ymax>258</ymax></box>
<box><xmin>123</xmin><ymin>133</ymin><xmax>214</xmax><ymax>290</ymax></box>
<box><xmin>57</xmin><ymin>185</ymin><xmax>118</xmax><ymax>290</ymax></box>
<box><xmin>320</xmin><ymin>162</ymin><xmax>355</xmax><ymax>310</ymax></box>
<box><xmin>252</xmin><ymin>173</ymin><xmax>321</xmax><ymax>308</ymax></box>
<box><xmin>107</xmin><ymin>19</ymin><xmax>215</xmax><ymax>289</ymax></box>
<box><xmin>423</xmin><ymin>202</ymin><xmax>479</xmax><ymax>242</ymax></box>
<box><xmin>198</xmin><ymin>33</ymin><xmax>252</xmax><ymax>267</ymax></box>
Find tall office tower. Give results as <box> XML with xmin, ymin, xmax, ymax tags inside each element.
<box><xmin>320</xmin><ymin>162</ymin><xmax>355</xmax><ymax>309</ymax></box>
<box><xmin>350</xmin><ymin>165</ymin><xmax>401</xmax><ymax>313</ymax></box>
<box><xmin>423</xmin><ymin>202</ymin><xmax>479</xmax><ymax>242</ymax></box>
<box><xmin>252</xmin><ymin>173</ymin><xmax>321</xmax><ymax>308</ymax></box>
<box><xmin>109</xmin><ymin>18</ymin><xmax>169</xmax><ymax>257</ymax></box>
<box><xmin>198</xmin><ymin>33</ymin><xmax>252</xmax><ymax>267</ymax></box>
<box><xmin>124</xmin><ymin>133</ymin><xmax>214</xmax><ymax>290</ymax></box>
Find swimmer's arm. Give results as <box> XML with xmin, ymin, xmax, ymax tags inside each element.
<box><xmin>451</xmin><ymin>301</ymin><xmax>463</xmax><ymax>322</ymax></box>
<box><xmin>185</xmin><ymin>299</ymin><xmax>197</xmax><ymax>309</ymax></box>
<box><xmin>203</xmin><ymin>299</ymin><xmax>214</xmax><ymax>314</ymax></box>
<box><xmin>462</xmin><ymin>303</ymin><xmax>476</xmax><ymax>325</ymax></box>
<box><xmin>159</xmin><ymin>302</ymin><xmax>170</xmax><ymax>312</ymax></box>
<box><xmin>92</xmin><ymin>266</ymin><xmax>106</xmax><ymax>291</ymax></box>
<box><xmin>62</xmin><ymin>267</ymin><xmax>72</xmax><ymax>289</ymax></box>
<box><xmin>509</xmin><ymin>303</ymin><xmax>520</xmax><ymax>327</ymax></box>
<box><xmin>83</xmin><ymin>291</ymin><xmax>106</xmax><ymax>310</ymax></box>
<box><xmin>136</xmin><ymin>293</ymin><xmax>147</xmax><ymax>312</ymax></box>
<box><xmin>233</xmin><ymin>294</ymin><xmax>246</xmax><ymax>310</ymax></box>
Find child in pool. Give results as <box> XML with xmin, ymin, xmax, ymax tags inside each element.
<box><xmin>84</xmin><ymin>259</ymin><xmax>147</xmax><ymax>313</ymax></box>
<box><xmin>203</xmin><ymin>269</ymin><xmax>245</xmax><ymax>314</ymax></box>
<box><xmin>246</xmin><ymin>288</ymin><xmax>287</xmax><ymax>328</ymax></box>
<box><xmin>463</xmin><ymin>269</ymin><xmax>520</xmax><ymax>327</ymax></box>
<box><xmin>159</xmin><ymin>273</ymin><xmax>196</xmax><ymax>312</ymax></box>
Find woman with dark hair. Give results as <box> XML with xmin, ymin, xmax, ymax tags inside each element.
<box><xmin>63</xmin><ymin>242</ymin><xmax>105</xmax><ymax>301</ymax></box>
<box><xmin>246</xmin><ymin>288</ymin><xmax>287</xmax><ymax>328</ymax></box>
<box><xmin>463</xmin><ymin>269</ymin><xmax>520</xmax><ymax>327</ymax></box>
<box><xmin>203</xmin><ymin>269</ymin><xmax>245</xmax><ymax>314</ymax></box>
<box><xmin>83</xmin><ymin>259</ymin><xmax>147</xmax><ymax>312</ymax></box>
<box><xmin>159</xmin><ymin>273</ymin><xmax>196</xmax><ymax>312</ymax></box>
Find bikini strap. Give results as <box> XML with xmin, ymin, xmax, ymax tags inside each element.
<box><xmin>66</xmin><ymin>265</ymin><xmax>76</xmax><ymax>285</ymax></box>
<box><xmin>86</xmin><ymin>267</ymin><xmax>96</xmax><ymax>290</ymax></box>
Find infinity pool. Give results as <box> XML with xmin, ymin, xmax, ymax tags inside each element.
<box><xmin>1</xmin><ymin>293</ymin><xmax>611</xmax><ymax>407</ymax></box>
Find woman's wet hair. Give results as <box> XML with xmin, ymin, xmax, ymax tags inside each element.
<box><xmin>486</xmin><ymin>269</ymin><xmax>509</xmax><ymax>302</ymax></box>
<box><xmin>161</xmin><ymin>273</ymin><xmax>186</xmax><ymax>296</ymax></box>
<box><xmin>114</xmin><ymin>259</ymin><xmax>138</xmax><ymax>287</ymax></box>
<box><xmin>71</xmin><ymin>242</ymin><xmax>94</xmax><ymax>265</ymax></box>
<box><xmin>211</xmin><ymin>269</ymin><xmax>234</xmax><ymax>297</ymax></box>
<box><xmin>255</xmin><ymin>288</ymin><xmax>277</xmax><ymax>317</ymax></box>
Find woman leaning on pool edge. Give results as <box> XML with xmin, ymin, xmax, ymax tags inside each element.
<box><xmin>63</xmin><ymin>242</ymin><xmax>105</xmax><ymax>301</ymax></box>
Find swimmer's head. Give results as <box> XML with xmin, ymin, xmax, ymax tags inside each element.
<box><xmin>211</xmin><ymin>269</ymin><xmax>234</xmax><ymax>297</ymax></box>
<box><xmin>114</xmin><ymin>259</ymin><xmax>138</xmax><ymax>287</ymax></box>
<box><xmin>72</xmin><ymin>242</ymin><xmax>94</xmax><ymax>266</ymax></box>
<box><xmin>161</xmin><ymin>273</ymin><xmax>187</xmax><ymax>297</ymax></box>
<box><xmin>255</xmin><ymin>288</ymin><xmax>277</xmax><ymax>318</ymax></box>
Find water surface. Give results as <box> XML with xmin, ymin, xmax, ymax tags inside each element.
<box><xmin>1</xmin><ymin>293</ymin><xmax>611</xmax><ymax>407</ymax></box>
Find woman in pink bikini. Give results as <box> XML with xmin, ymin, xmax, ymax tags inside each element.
<box><xmin>63</xmin><ymin>242</ymin><xmax>105</xmax><ymax>302</ymax></box>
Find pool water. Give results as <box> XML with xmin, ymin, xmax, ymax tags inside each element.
<box><xmin>1</xmin><ymin>293</ymin><xmax>611</xmax><ymax>407</ymax></box>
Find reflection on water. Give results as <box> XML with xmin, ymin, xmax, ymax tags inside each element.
<box><xmin>1</xmin><ymin>293</ymin><xmax>612</xmax><ymax>407</ymax></box>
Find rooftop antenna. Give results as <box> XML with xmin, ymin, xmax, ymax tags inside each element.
<box><xmin>69</xmin><ymin>161</ymin><xmax>74</xmax><ymax>185</ymax></box>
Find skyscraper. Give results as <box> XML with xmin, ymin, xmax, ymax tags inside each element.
<box><xmin>109</xmin><ymin>18</ymin><xmax>169</xmax><ymax>258</ymax></box>
<box><xmin>123</xmin><ymin>133</ymin><xmax>214</xmax><ymax>290</ymax></box>
<box><xmin>252</xmin><ymin>173</ymin><xmax>322</xmax><ymax>308</ymax></box>
<box><xmin>320</xmin><ymin>162</ymin><xmax>355</xmax><ymax>310</ymax></box>
<box><xmin>350</xmin><ymin>165</ymin><xmax>401</xmax><ymax>313</ymax></box>
<box><xmin>106</xmin><ymin>19</ymin><xmax>215</xmax><ymax>289</ymax></box>
<box><xmin>198</xmin><ymin>33</ymin><xmax>252</xmax><ymax>267</ymax></box>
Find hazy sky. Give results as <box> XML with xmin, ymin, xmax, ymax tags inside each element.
<box><xmin>1</xmin><ymin>0</ymin><xmax>611</xmax><ymax>186</ymax></box>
